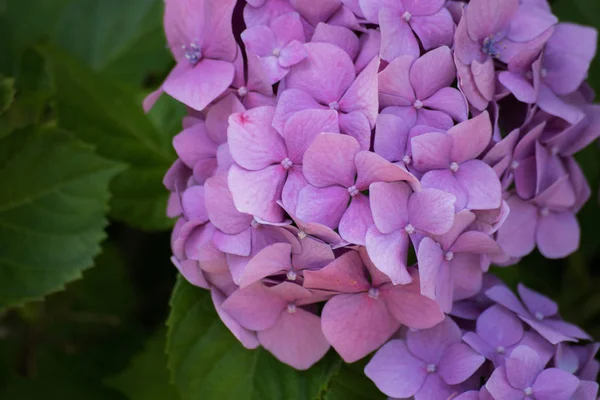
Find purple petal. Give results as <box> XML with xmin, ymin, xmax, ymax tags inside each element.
<box><xmin>172</xmin><ymin>257</ymin><xmax>208</xmax><ymax>289</ymax></box>
<box><xmin>338</xmin><ymin>111</ymin><xmax>372</xmax><ymax>150</ymax></box>
<box><xmin>406</xmin><ymin>317</ymin><xmax>462</xmax><ymax>364</ymax></box>
<box><xmin>466</xmin><ymin>0</ymin><xmax>518</xmax><ymax>40</ymax></box>
<box><xmin>378</xmin><ymin>56</ymin><xmax>415</xmax><ymax>107</ymax></box>
<box><xmin>448</xmin><ymin>112</ymin><xmax>493</xmax><ymax>163</ymax></box>
<box><xmin>365</xmin><ymin>339</ymin><xmax>427</xmax><ymax>398</ymax></box>
<box><xmin>414</xmin><ymin>373</ymin><xmax>455</xmax><ymax>400</ymax></box>
<box><xmin>422</xmin><ymin>87</ymin><xmax>468</xmax><ymax>123</ymax></box>
<box><xmin>411</xmin><ymin>46</ymin><xmax>456</xmax><ymax>100</ymax></box>
<box><xmin>366</xmin><ymin>226</ymin><xmax>412</xmax><ymax>285</ymax></box>
<box><xmin>355</xmin><ymin>151</ymin><xmax>419</xmax><ymax>189</ymax></box>
<box><xmin>212</xmin><ymin>288</ymin><xmax>260</xmax><ymax>349</ymax></box>
<box><xmin>409</xmin><ymin>188</ymin><xmax>456</xmax><ymax>235</ymax></box>
<box><xmin>311</xmin><ymin>23</ymin><xmax>360</xmax><ymax>60</ymax></box>
<box><xmin>536</xmin><ymin>211</ymin><xmax>580</xmax><ymax>259</ymax></box>
<box><xmin>222</xmin><ymin>282</ymin><xmax>285</xmax><ymax>331</ymax></box>
<box><xmin>477</xmin><ymin>305</ymin><xmax>525</xmax><ymax>349</ymax></box>
<box><xmin>339</xmin><ymin>194</ymin><xmax>373</xmax><ymax>245</ymax></box>
<box><xmin>486</xmin><ymin>365</ymin><xmax>528</xmax><ymax>400</ymax></box>
<box><xmin>485</xmin><ymin>285</ymin><xmax>531</xmax><ymax>317</ymax></box>
<box><xmin>455</xmin><ymin>160</ymin><xmax>502</xmax><ymax>210</ymax></box>
<box><xmin>517</xmin><ymin>284</ymin><xmax>558</xmax><ymax>318</ymax></box>
<box><xmin>204</xmin><ymin>174</ymin><xmax>253</xmax><ymax>234</ymax></box>
<box><xmin>417</xmin><ymin>236</ymin><xmax>444</xmax><ymax>300</ymax></box>
<box><xmin>532</xmin><ymin>368</ymin><xmax>580</xmax><ymax>400</ymax></box>
<box><xmin>496</xmin><ymin>195</ymin><xmax>538</xmax><ymax>258</ymax></box>
<box><xmin>411</xmin><ymin>132</ymin><xmax>453</xmax><ymax>171</ymax></box>
<box><xmin>295</xmin><ymin>184</ymin><xmax>349</xmax><ymax>229</ymax></box>
<box><xmin>410</xmin><ymin>8</ymin><xmax>455</xmax><ymax>51</ymax></box>
<box><xmin>228</xmin><ymin>165</ymin><xmax>285</xmax><ymax>223</ymax></box>
<box><xmin>506</xmin><ymin>345</ymin><xmax>544</xmax><ymax>389</ymax></box>
<box><xmin>421</xmin><ymin>169</ymin><xmax>468</xmax><ymax>211</ymax></box>
<box><xmin>438</xmin><ymin>343</ymin><xmax>485</xmax><ymax>385</ymax></box>
<box><xmin>272</xmin><ymin>88</ymin><xmax>324</xmax><ymax>133</ymax></box>
<box><xmin>379</xmin><ymin>13</ymin><xmax>420</xmax><ymax>61</ymax></box>
<box><xmin>374</xmin><ymin>113</ymin><xmax>410</xmax><ymax>162</ymax></box>
<box><xmin>289</xmin><ymin>0</ymin><xmax>342</xmax><ymax>26</ymax></box>
<box><xmin>302</xmin><ymin>133</ymin><xmax>359</xmax><ymax>188</ymax></box>
<box><xmin>369</xmin><ymin>181</ymin><xmax>410</xmax><ymax>233</ymax></box>
<box><xmin>282</xmin><ymin>109</ymin><xmax>339</xmax><ymax>163</ymax></box>
<box><xmin>339</xmin><ymin>56</ymin><xmax>380</xmax><ymax>127</ymax></box>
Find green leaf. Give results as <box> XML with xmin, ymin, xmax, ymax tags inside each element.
<box><xmin>323</xmin><ymin>360</ymin><xmax>384</xmax><ymax>400</ymax></box>
<box><xmin>38</xmin><ymin>43</ymin><xmax>177</xmax><ymax>231</ymax></box>
<box><xmin>3</xmin><ymin>0</ymin><xmax>171</xmax><ymax>85</ymax></box>
<box><xmin>107</xmin><ymin>329</ymin><xmax>180</xmax><ymax>400</ymax></box>
<box><xmin>167</xmin><ymin>276</ymin><xmax>341</xmax><ymax>400</ymax></box>
<box><xmin>0</xmin><ymin>75</ymin><xmax>15</xmax><ymax>115</ymax></box>
<box><xmin>0</xmin><ymin>126</ymin><xmax>124</xmax><ymax>307</ymax></box>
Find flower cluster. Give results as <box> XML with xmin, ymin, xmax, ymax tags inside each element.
<box><xmin>365</xmin><ymin>279</ymin><xmax>599</xmax><ymax>400</ymax></box>
<box><xmin>154</xmin><ymin>0</ymin><xmax>600</xmax><ymax>378</ymax></box>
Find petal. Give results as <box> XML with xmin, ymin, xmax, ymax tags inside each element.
<box><xmin>272</xmin><ymin>88</ymin><xmax>324</xmax><ymax>133</ymax></box>
<box><xmin>374</xmin><ymin>113</ymin><xmax>410</xmax><ymax>162</ymax></box>
<box><xmin>532</xmin><ymin>368</ymin><xmax>580</xmax><ymax>400</ymax></box>
<box><xmin>538</xmin><ymin>85</ymin><xmax>585</xmax><ymax>124</ymax></box>
<box><xmin>366</xmin><ymin>227</ymin><xmax>412</xmax><ymax>285</ymax></box>
<box><xmin>410</xmin><ymin>8</ymin><xmax>455</xmax><ymax>51</ymax></box>
<box><xmin>416</xmin><ymin>108</ymin><xmax>455</xmax><ymax>130</ymax></box>
<box><xmin>414</xmin><ymin>373</ymin><xmax>455</xmax><ymax>400</ymax></box>
<box><xmin>455</xmin><ymin>160</ymin><xmax>502</xmax><ymax>210</ymax></box>
<box><xmin>258</xmin><ymin>309</ymin><xmax>330</xmax><ymax>370</ymax></box>
<box><xmin>450</xmin><ymin>254</ymin><xmax>483</xmax><ymax>300</ymax></box>
<box><xmin>485</xmin><ymin>285</ymin><xmax>531</xmax><ymax>317</ymax></box>
<box><xmin>227</xmin><ymin>107</ymin><xmax>287</xmax><ymax>170</ymax></box>
<box><xmin>211</xmin><ymin>288</ymin><xmax>260</xmax><ymax>349</ymax></box>
<box><xmin>409</xmin><ymin>188</ymin><xmax>456</xmax><ymax>235</ymax></box>
<box><xmin>284</xmin><ymin>42</ymin><xmax>355</xmax><ymax>104</ymax></box>
<box><xmin>406</xmin><ymin>317</ymin><xmax>462</xmax><ymax>364</ymax></box>
<box><xmin>321</xmin><ymin>293</ymin><xmax>401</xmax><ymax>362</ymax></box>
<box><xmin>279</xmin><ymin>40</ymin><xmax>308</xmax><ymax>68</ymax></box>
<box><xmin>476</xmin><ymin>305</ymin><xmax>525</xmax><ymax>349</ymax></box>
<box><xmin>339</xmin><ymin>194</ymin><xmax>374</xmax><ymax>245</ymax></box>
<box><xmin>378</xmin><ymin>56</ymin><xmax>416</xmax><ymax>107</ymax></box>
<box><xmin>517</xmin><ymin>284</ymin><xmax>558</xmax><ymax>318</ymax></box>
<box><xmin>222</xmin><ymin>283</ymin><xmax>285</xmax><ymax>330</ymax></box>
<box><xmin>181</xmin><ymin>185</ymin><xmax>208</xmax><ymax>222</ymax></box>
<box><xmin>173</xmin><ymin>122</ymin><xmax>218</xmax><ymax>169</ymax></box>
<box><xmin>505</xmin><ymin>345</ymin><xmax>544</xmax><ymax>389</ymax></box>
<box><xmin>382</xmin><ymin>273</ymin><xmax>445</xmax><ymax>330</ymax></box>
<box><xmin>295</xmin><ymin>185</ymin><xmax>349</xmax><ymax>229</ymax></box>
<box><xmin>206</xmin><ymin>93</ymin><xmax>245</xmax><ymax>144</ymax></box>
<box><xmin>495</xmin><ymin>196</ymin><xmax>538</xmax><ymax>258</ymax></box>
<box><xmin>448</xmin><ymin>112</ymin><xmax>492</xmax><ymax>163</ymax></box>
<box><xmin>411</xmin><ymin>132</ymin><xmax>452</xmax><ymax>171</ymax></box>
<box><xmin>498</xmin><ymin>71</ymin><xmax>537</xmax><ymax>103</ymax></box>
<box><xmin>270</xmin><ymin>11</ymin><xmax>306</xmax><ymax>44</ymax></box>
<box><xmin>416</xmin><ymin>236</ymin><xmax>444</xmax><ymax>300</ymax></box>
<box><xmin>471</xmin><ymin>57</ymin><xmax>496</xmax><ymax>101</ymax></box>
<box><xmin>204</xmin><ymin>174</ymin><xmax>253</xmax><ymax>234</ymax></box>
<box><xmin>238</xmin><ymin>242</ymin><xmax>293</xmax><ymax>287</ymax></box>
<box><xmin>411</xmin><ymin>46</ymin><xmax>456</xmax><ymax>100</ymax></box>
<box><xmin>163</xmin><ymin>59</ymin><xmax>235</xmax><ymax>111</ymax></box>
<box><xmin>228</xmin><ymin>165</ymin><xmax>286</xmax><ymax>223</ymax></box>
<box><xmin>422</xmin><ymin>87</ymin><xmax>468</xmax><ymax>122</ymax></box>
<box><xmin>379</xmin><ymin>13</ymin><xmax>420</xmax><ymax>61</ymax></box>
<box><xmin>466</xmin><ymin>0</ymin><xmax>518</xmax><ymax>40</ymax></box>
<box><xmin>302</xmin><ymin>250</ymin><xmax>370</xmax><ymax>293</ymax></box>
<box><xmin>536</xmin><ymin>211</ymin><xmax>580</xmax><ymax>259</ymax></box>
<box><xmin>369</xmin><ymin>181</ymin><xmax>411</xmax><ymax>233</ymax></box>
<box><xmin>355</xmin><ymin>151</ymin><xmax>419</xmax><ymax>189</ymax></box>
<box><xmin>172</xmin><ymin>257</ymin><xmax>208</xmax><ymax>289</ymax></box>
<box><xmin>451</xmin><ymin>231</ymin><xmax>503</xmax><ymax>255</ymax></box>
<box><xmin>289</xmin><ymin>0</ymin><xmax>342</xmax><ymax>26</ymax></box>
<box><xmin>438</xmin><ymin>343</ymin><xmax>485</xmax><ymax>385</ymax></box>
<box><xmin>434</xmin><ymin>209</ymin><xmax>476</xmax><ymax>251</ymax></box>
<box><xmin>302</xmin><ymin>133</ymin><xmax>359</xmax><ymax>188</ymax></box>
<box><xmin>281</xmin><ymin>166</ymin><xmax>308</xmax><ymax>214</ymax></box>
<box><xmin>486</xmin><ymin>366</ymin><xmax>527</xmax><ymax>400</ymax></box>
<box><xmin>311</xmin><ymin>23</ymin><xmax>360</xmax><ymax>61</ymax></box>
<box><xmin>282</xmin><ymin>109</ymin><xmax>339</xmax><ymax>164</ymax></box>
<box><xmin>365</xmin><ymin>339</ymin><xmax>427</xmax><ymax>398</ymax></box>
<box><xmin>339</xmin><ymin>56</ymin><xmax>380</xmax><ymax>126</ymax></box>
<box><xmin>421</xmin><ymin>170</ymin><xmax>468</xmax><ymax>211</ymax></box>
<box><xmin>241</xmin><ymin>25</ymin><xmax>277</xmax><ymax>56</ymax></box>
<box><xmin>506</xmin><ymin>4</ymin><xmax>558</xmax><ymax>43</ymax></box>
<box><xmin>338</xmin><ymin>111</ymin><xmax>372</xmax><ymax>151</ymax></box>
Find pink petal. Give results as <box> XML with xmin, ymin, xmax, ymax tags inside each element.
<box><xmin>417</xmin><ymin>236</ymin><xmax>444</xmax><ymax>300</ymax></box>
<box><xmin>322</xmin><ymin>293</ymin><xmax>401</xmax><ymax>362</ymax></box>
<box><xmin>355</xmin><ymin>151</ymin><xmax>419</xmax><ymax>189</ymax></box>
<box><xmin>536</xmin><ymin>211</ymin><xmax>580</xmax><ymax>259</ymax></box>
<box><xmin>296</xmin><ymin>185</ymin><xmax>349</xmax><ymax>229</ymax></box>
<box><xmin>438</xmin><ymin>343</ymin><xmax>485</xmax><ymax>385</ymax></box>
<box><xmin>365</xmin><ymin>340</ymin><xmax>427</xmax><ymax>398</ymax></box>
<box><xmin>338</xmin><ymin>111</ymin><xmax>372</xmax><ymax>150</ymax></box>
<box><xmin>302</xmin><ymin>133</ymin><xmax>359</xmax><ymax>188</ymax></box>
<box><xmin>374</xmin><ymin>113</ymin><xmax>410</xmax><ymax>162</ymax></box>
<box><xmin>369</xmin><ymin>181</ymin><xmax>411</xmax><ymax>233</ymax></box>
<box><xmin>228</xmin><ymin>164</ymin><xmax>286</xmax><ymax>223</ymax></box>
<box><xmin>378</xmin><ymin>56</ymin><xmax>415</xmax><ymax>107</ymax></box>
<box><xmin>163</xmin><ymin>59</ymin><xmax>235</xmax><ymax>111</ymax></box>
<box><xmin>451</xmin><ymin>231</ymin><xmax>502</xmax><ymax>254</ymax></box>
<box><xmin>241</xmin><ymin>25</ymin><xmax>277</xmax><ymax>56</ymax></box>
<box><xmin>211</xmin><ymin>288</ymin><xmax>260</xmax><ymax>349</ymax></box>
<box><xmin>214</xmin><ymin>228</ymin><xmax>252</xmax><ymax>257</ymax></box>
<box><xmin>227</xmin><ymin>107</ymin><xmax>287</xmax><ymax>170</ymax></box>
<box><xmin>303</xmin><ymin>250</ymin><xmax>370</xmax><ymax>292</ymax></box>
<box><xmin>238</xmin><ymin>243</ymin><xmax>293</xmax><ymax>287</ymax></box>
<box><xmin>410</xmin><ymin>46</ymin><xmax>456</xmax><ymax>100</ymax></box>
<box><xmin>422</xmin><ymin>87</ymin><xmax>468</xmax><ymax>122</ymax></box>
<box><xmin>379</xmin><ymin>13</ymin><xmax>420</xmax><ymax>61</ymax></box>
<box><xmin>282</xmin><ymin>109</ymin><xmax>339</xmax><ymax>163</ymax></box>
<box><xmin>173</xmin><ymin>122</ymin><xmax>218</xmax><ymax>169</ymax></box>
<box><xmin>416</xmin><ymin>108</ymin><xmax>455</xmax><ymax>130</ymax></box>
<box><xmin>496</xmin><ymin>196</ymin><xmax>538</xmax><ymax>258</ymax></box>
<box><xmin>410</xmin><ymin>8</ymin><xmax>455</xmax><ymax>51</ymax></box>
<box><xmin>290</xmin><ymin>0</ymin><xmax>342</xmax><ymax>26</ymax></box>
<box><xmin>206</xmin><ymin>94</ymin><xmax>244</xmax><ymax>144</ymax></box>
<box><xmin>411</xmin><ymin>132</ymin><xmax>452</xmax><ymax>171</ymax></box>
<box><xmin>366</xmin><ymin>227</ymin><xmax>412</xmax><ymax>285</ymax></box>
<box><xmin>471</xmin><ymin>57</ymin><xmax>496</xmax><ymax>102</ymax></box>
<box><xmin>279</xmin><ymin>40</ymin><xmax>308</xmax><ymax>68</ymax></box>
<box><xmin>284</xmin><ymin>42</ymin><xmax>355</xmax><ymax>104</ymax></box>
<box><xmin>311</xmin><ymin>23</ymin><xmax>360</xmax><ymax>60</ymax></box>
<box><xmin>204</xmin><ymin>174</ymin><xmax>253</xmax><ymax>234</ymax></box>
<box><xmin>448</xmin><ymin>111</ymin><xmax>492</xmax><ymax>163</ymax></box>
<box><xmin>465</xmin><ymin>0</ymin><xmax>519</xmax><ymax>40</ymax></box>
<box><xmin>339</xmin><ymin>194</ymin><xmax>374</xmax><ymax>245</ymax></box>
<box><xmin>222</xmin><ymin>283</ymin><xmax>286</xmax><ymax>331</ymax></box>
<box><xmin>270</xmin><ymin>11</ymin><xmax>306</xmax><ymax>44</ymax></box>
<box><xmin>339</xmin><ymin>56</ymin><xmax>380</xmax><ymax>126</ymax></box>
<box><xmin>171</xmin><ymin>257</ymin><xmax>208</xmax><ymax>289</ymax></box>
<box><xmin>272</xmin><ymin>88</ymin><xmax>324</xmax><ymax>133</ymax></box>
<box><xmin>281</xmin><ymin>166</ymin><xmax>308</xmax><ymax>215</ymax></box>
<box><xmin>421</xmin><ymin>169</ymin><xmax>468</xmax><ymax>211</ymax></box>
<box><xmin>409</xmin><ymin>188</ymin><xmax>456</xmax><ymax>235</ymax></box>
<box><xmin>258</xmin><ymin>309</ymin><xmax>330</xmax><ymax>370</ymax></box>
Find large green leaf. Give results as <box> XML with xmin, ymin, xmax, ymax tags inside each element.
<box><xmin>167</xmin><ymin>277</ymin><xmax>341</xmax><ymax>400</ymax></box>
<box><xmin>323</xmin><ymin>361</ymin><xmax>384</xmax><ymax>400</ymax></box>
<box><xmin>0</xmin><ymin>127</ymin><xmax>124</xmax><ymax>307</ymax></box>
<box><xmin>107</xmin><ymin>329</ymin><xmax>180</xmax><ymax>400</ymax></box>
<box><xmin>2</xmin><ymin>0</ymin><xmax>171</xmax><ymax>85</ymax></box>
<box><xmin>39</xmin><ymin>43</ymin><xmax>177</xmax><ymax>231</ymax></box>
<box><xmin>0</xmin><ymin>75</ymin><xmax>15</xmax><ymax>115</ymax></box>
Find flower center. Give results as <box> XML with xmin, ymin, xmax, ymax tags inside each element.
<box><xmin>535</xmin><ymin>311</ymin><xmax>544</xmax><ymax>321</ymax></box>
<box><xmin>287</xmin><ymin>303</ymin><xmax>297</xmax><ymax>314</ymax></box>
<box><xmin>444</xmin><ymin>251</ymin><xmax>454</xmax><ymax>261</ymax></box>
<box><xmin>281</xmin><ymin>157</ymin><xmax>293</xmax><ymax>170</ymax></box>
<box><xmin>402</xmin><ymin>11</ymin><xmax>412</xmax><ymax>22</ymax></box>
<box><xmin>183</xmin><ymin>41</ymin><xmax>202</xmax><ymax>65</ymax></box>
<box><xmin>540</xmin><ymin>68</ymin><xmax>548</xmax><ymax>78</ymax></box>
<box><xmin>368</xmin><ymin>287</ymin><xmax>380</xmax><ymax>299</ymax></box>
<box><xmin>347</xmin><ymin>185</ymin><xmax>359</xmax><ymax>197</ymax></box>
<box><xmin>402</xmin><ymin>155</ymin><xmax>412</xmax><ymax>165</ymax></box>
<box><xmin>540</xmin><ymin>208</ymin><xmax>550</xmax><ymax>217</ymax></box>
<box><xmin>482</xmin><ymin>36</ymin><xmax>500</xmax><ymax>58</ymax></box>
<box><xmin>404</xmin><ymin>224</ymin><xmax>415</xmax><ymax>234</ymax></box>
<box><xmin>298</xmin><ymin>230</ymin><xmax>307</xmax><ymax>240</ymax></box>
<box><xmin>426</xmin><ymin>364</ymin><xmax>437</xmax><ymax>373</ymax></box>
<box><xmin>413</xmin><ymin>99</ymin><xmax>423</xmax><ymax>109</ymax></box>
<box><xmin>551</xmin><ymin>146</ymin><xmax>559</xmax><ymax>155</ymax></box>
<box><xmin>510</xmin><ymin>160</ymin><xmax>520</xmax><ymax>170</ymax></box>
<box><xmin>524</xmin><ymin>387</ymin><xmax>533</xmax><ymax>396</ymax></box>
<box><xmin>237</xmin><ymin>86</ymin><xmax>249</xmax><ymax>97</ymax></box>
<box><xmin>272</xmin><ymin>48</ymin><xmax>281</xmax><ymax>57</ymax></box>
<box><xmin>496</xmin><ymin>346</ymin><xmax>505</xmax><ymax>354</ymax></box>
<box><xmin>251</xmin><ymin>218</ymin><xmax>260</xmax><ymax>229</ymax></box>
<box><xmin>450</xmin><ymin>162</ymin><xmax>460</xmax><ymax>172</ymax></box>
<box><xmin>329</xmin><ymin>101</ymin><xmax>340</xmax><ymax>111</ymax></box>
<box><xmin>286</xmin><ymin>270</ymin><xmax>298</xmax><ymax>281</ymax></box>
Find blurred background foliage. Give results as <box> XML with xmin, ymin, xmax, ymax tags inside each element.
<box><xmin>0</xmin><ymin>0</ymin><xmax>599</xmax><ymax>399</ymax></box>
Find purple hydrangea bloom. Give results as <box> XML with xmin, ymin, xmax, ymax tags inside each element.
<box><xmin>365</xmin><ymin>318</ymin><xmax>485</xmax><ymax>399</ymax></box>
